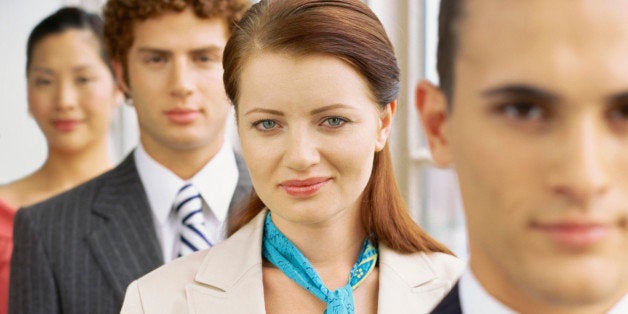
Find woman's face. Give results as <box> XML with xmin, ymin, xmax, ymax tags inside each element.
<box><xmin>237</xmin><ymin>52</ymin><xmax>393</xmax><ymax>229</ymax></box>
<box><xmin>27</xmin><ymin>29</ymin><xmax>120</xmax><ymax>153</ymax></box>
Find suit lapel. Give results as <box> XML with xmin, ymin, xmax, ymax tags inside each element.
<box><xmin>87</xmin><ymin>154</ymin><xmax>163</xmax><ymax>301</ymax></box>
<box><xmin>377</xmin><ymin>246</ymin><xmax>459</xmax><ymax>313</ymax></box>
<box><xmin>187</xmin><ymin>210</ymin><xmax>266</xmax><ymax>313</ymax></box>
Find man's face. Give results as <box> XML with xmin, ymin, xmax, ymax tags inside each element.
<box><xmin>422</xmin><ymin>0</ymin><xmax>628</xmax><ymax>311</ymax></box>
<box><xmin>119</xmin><ymin>9</ymin><xmax>231</xmax><ymax>164</ymax></box>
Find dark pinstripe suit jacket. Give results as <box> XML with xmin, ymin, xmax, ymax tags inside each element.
<box><xmin>9</xmin><ymin>152</ymin><xmax>252</xmax><ymax>314</ymax></box>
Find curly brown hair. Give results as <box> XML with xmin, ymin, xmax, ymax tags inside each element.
<box><xmin>103</xmin><ymin>0</ymin><xmax>250</xmax><ymax>69</ymax></box>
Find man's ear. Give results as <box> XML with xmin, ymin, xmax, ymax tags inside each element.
<box><xmin>112</xmin><ymin>61</ymin><xmax>131</xmax><ymax>99</ymax></box>
<box><xmin>375</xmin><ymin>100</ymin><xmax>396</xmax><ymax>152</ymax></box>
<box><xmin>415</xmin><ymin>80</ymin><xmax>452</xmax><ymax>167</ymax></box>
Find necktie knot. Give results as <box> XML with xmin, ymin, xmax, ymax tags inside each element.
<box><xmin>175</xmin><ymin>184</ymin><xmax>203</xmax><ymax>224</ymax></box>
<box><xmin>175</xmin><ymin>183</ymin><xmax>212</xmax><ymax>256</ymax></box>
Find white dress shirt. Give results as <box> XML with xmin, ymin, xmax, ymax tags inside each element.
<box><xmin>134</xmin><ymin>141</ymin><xmax>239</xmax><ymax>262</ymax></box>
<box><xmin>460</xmin><ymin>267</ymin><xmax>628</xmax><ymax>314</ymax></box>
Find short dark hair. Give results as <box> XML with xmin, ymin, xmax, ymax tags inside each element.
<box><xmin>437</xmin><ymin>0</ymin><xmax>465</xmax><ymax>103</ymax></box>
<box><xmin>26</xmin><ymin>7</ymin><xmax>108</xmax><ymax>74</ymax></box>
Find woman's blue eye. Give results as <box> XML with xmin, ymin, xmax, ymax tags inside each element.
<box><xmin>324</xmin><ymin>117</ymin><xmax>346</xmax><ymax>127</ymax></box>
<box><xmin>254</xmin><ymin>120</ymin><xmax>277</xmax><ymax>130</ymax></box>
<box><xmin>262</xmin><ymin>120</ymin><xmax>276</xmax><ymax>129</ymax></box>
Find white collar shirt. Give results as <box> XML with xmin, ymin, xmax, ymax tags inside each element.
<box><xmin>134</xmin><ymin>141</ymin><xmax>239</xmax><ymax>262</ymax></box>
<box><xmin>460</xmin><ymin>267</ymin><xmax>628</xmax><ymax>314</ymax></box>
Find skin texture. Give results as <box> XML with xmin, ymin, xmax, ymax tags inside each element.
<box><xmin>237</xmin><ymin>52</ymin><xmax>392</xmax><ymax>313</ymax></box>
<box><xmin>114</xmin><ymin>8</ymin><xmax>231</xmax><ymax>179</ymax></box>
<box><xmin>417</xmin><ymin>0</ymin><xmax>628</xmax><ymax>313</ymax></box>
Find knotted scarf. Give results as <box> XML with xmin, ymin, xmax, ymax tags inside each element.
<box><xmin>262</xmin><ymin>212</ymin><xmax>378</xmax><ymax>314</ymax></box>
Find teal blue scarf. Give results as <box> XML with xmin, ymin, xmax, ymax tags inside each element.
<box><xmin>262</xmin><ymin>212</ymin><xmax>378</xmax><ymax>314</ymax></box>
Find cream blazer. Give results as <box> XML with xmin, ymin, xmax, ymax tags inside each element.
<box><xmin>121</xmin><ymin>210</ymin><xmax>465</xmax><ymax>313</ymax></box>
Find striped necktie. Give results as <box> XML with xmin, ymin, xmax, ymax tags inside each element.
<box><xmin>174</xmin><ymin>183</ymin><xmax>213</xmax><ymax>257</ymax></box>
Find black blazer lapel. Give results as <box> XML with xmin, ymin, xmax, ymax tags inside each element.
<box><xmin>431</xmin><ymin>281</ymin><xmax>462</xmax><ymax>314</ymax></box>
<box><xmin>87</xmin><ymin>154</ymin><xmax>163</xmax><ymax>301</ymax></box>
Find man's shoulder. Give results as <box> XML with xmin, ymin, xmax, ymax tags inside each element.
<box><xmin>430</xmin><ymin>281</ymin><xmax>461</xmax><ymax>314</ymax></box>
<box><xmin>17</xmin><ymin>155</ymin><xmax>141</xmax><ymax>223</ymax></box>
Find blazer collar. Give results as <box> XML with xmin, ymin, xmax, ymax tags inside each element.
<box><xmin>187</xmin><ymin>210</ymin><xmax>457</xmax><ymax>313</ymax></box>
<box><xmin>186</xmin><ymin>209</ymin><xmax>267</xmax><ymax>313</ymax></box>
<box><xmin>377</xmin><ymin>245</ymin><xmax>459</xmax><ymax>313</ymax></box>
<box><xmin>195</xmin><ymin>209</ymin><xmax>266</xmax><ymax>289</ymax></box>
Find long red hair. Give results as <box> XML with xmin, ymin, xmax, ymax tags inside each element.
<box><xmin>224</xmin><ymin>0</ymin><xmax>452</xmax><ymax>255</ymax></box>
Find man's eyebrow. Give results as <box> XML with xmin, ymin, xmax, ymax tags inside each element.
<box><xmin>481</xmin><ymin>84</ymin><xmax>561</xmax><ymax>102</ymax></box>
<box><xmin>607</xmin><ymin>91</ymin><xmax>628</xmax><ymax>106</ymax></box>
<box><xmin>136</xmin><ymin>47</ymin><xmax>171</xmax><ymax>55</ymax></box>
<box><xmin>190</xmin><ymin>46</ymin><xmax>223</xmax><ymax>54</ymax></box>
<box><xmin>136</xmin><ymin>46</ymin><xmax>223</xmax><ymax>55</ymax></box>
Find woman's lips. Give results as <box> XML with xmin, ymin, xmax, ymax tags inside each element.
<box><xmin>52</xmin><ymin>119</ymin><xmax>81</xmax><ymax>132</ymax></box>
<box><xmin>279</xmin><ymin>177</ymin><xmax>331</xmax><ymax>198</ymax></box>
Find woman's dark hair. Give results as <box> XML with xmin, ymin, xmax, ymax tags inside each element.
<box><xmin>26</xmin><ymin>7</ymin><xmax>110</xmax><ymax>74</ymax></box>
<box><xmin>224</xmin><ymin>0</ymin><xmax>452</xmax><ymax>255</ymax></box>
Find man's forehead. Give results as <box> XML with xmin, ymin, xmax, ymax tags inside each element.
<box><xmin>458</xmin><ymin>0</ymin><xmax>628</xmax><ymax>52</ymax></box>
<box><xmin>129</xmin><ymin>13</ymin><xmax>228</xmax><ymax>53</ymax></box>
<box><xmin>454</xmin><ymin>0</ymin><xmax>628</xmax><ymax>90</ymax></box>
<box><xmin>443</xmin><ymin>0</ymin><xmax>628</xmax><ymax>108</ymax></box>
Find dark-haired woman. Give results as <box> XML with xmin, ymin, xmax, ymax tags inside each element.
<box><xmin>0</xmin><ymin>7</ymin><xmax>121</xmax><ymax>310</ymax></box>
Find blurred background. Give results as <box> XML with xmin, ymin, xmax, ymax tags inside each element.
<box><xmin>0</xmin><ymin>0</ymin><xmax>467</xmax><ymax>259</ymax></box>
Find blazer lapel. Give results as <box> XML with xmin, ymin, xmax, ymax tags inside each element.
<box><xmin>187</xmin><ymin>210</ymin><xmax>267</xmax><ymax>313</ymax></box>
<box><xmin>87</xmin><ymin>154</ymin><xmax>163</xmax><ymax>301</ymax></box>
<box><xmin>377</xmin><ymin>246</ymin><xmax>459</xmax><ymax>313</ymax></box>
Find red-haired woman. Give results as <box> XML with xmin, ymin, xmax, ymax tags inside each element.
<box><xmin>121</xmin><ymin>1</ymin><xmax>463</xmax><ymax>313</ymax></box>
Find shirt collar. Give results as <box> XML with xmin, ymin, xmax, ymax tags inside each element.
<box><xmin>459</xmin><ymin>267</ymin><xmax>517</xmax><ymax>314</ymax></box>
<box><xmin>608</xmin><ymin>293</ymin><xmax>628</xmax><ymax>314</ymax></box>
<box><xmin>460</xmin><ymin>267</ymin><xmax>628</xmax><ymax>314</ymax></box>
<box><xmin>134</xmin><ymin>141</ymin><xmax>239</xmax><ymax>226</ymax></box>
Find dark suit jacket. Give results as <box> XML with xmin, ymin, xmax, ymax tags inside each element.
<box><xmin>9</xmin><ymin>152</ymin><xmax>252</xmax><ymax>314</ymax></box>
<box><xmin>431</xmin><ymin>281</ymin><xmax>461</xmax><ymax>314</ymax></box>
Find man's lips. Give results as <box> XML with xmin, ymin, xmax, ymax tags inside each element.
<box><xmin>164</xmin><ymin>108</ymin><xmax>200</xmax><ymax>124</ymax></box>
<box><xmin>279</xmin><ymin>177</ymin><xmax>331</xmax><ymax>197</ymax></box>
<box><xmin>531</xmin><ymin>221</ymin><xmax>614</xmax><ymax>248</ymax></box>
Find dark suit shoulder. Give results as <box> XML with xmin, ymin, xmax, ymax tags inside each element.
<box><xmin>431</xmin><ymin>281</ymin><xmax>461</xmax><ymax>314</ymax></box>
<box><xmin>16</xmin><ymin>154</ymin><xmax>139</xmax><ymax>229</ymax></box>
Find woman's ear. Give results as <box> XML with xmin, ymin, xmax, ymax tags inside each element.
<box><xmin>415</xmin><ymin>80</ymin><xmax>452</xmax><ymax>167</ymax></box>
<box><xmin>375</xmin><ymin>100</ymin><xmax>396</xmax><ymax>152</ymax></box>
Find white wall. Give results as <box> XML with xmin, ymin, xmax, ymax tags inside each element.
<box><xmin>0</xmin><ymin>0</ymin><xmax>65</xmax><ymax>183</ymax></box>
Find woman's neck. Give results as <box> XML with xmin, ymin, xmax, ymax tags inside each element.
<box><xmin>21</xmin><ymin>142</ymin><xmax>112</xmax><ymax>206</ymax></box>
<box><xmin>272</xmin><ymin>207</ymin><xmax>367</xmax><ymax>290</ymax></box>
<box><xmin>41</xmin><ymin>144</ymin><xmax>112</xmax><ymax>186</ymax></box>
